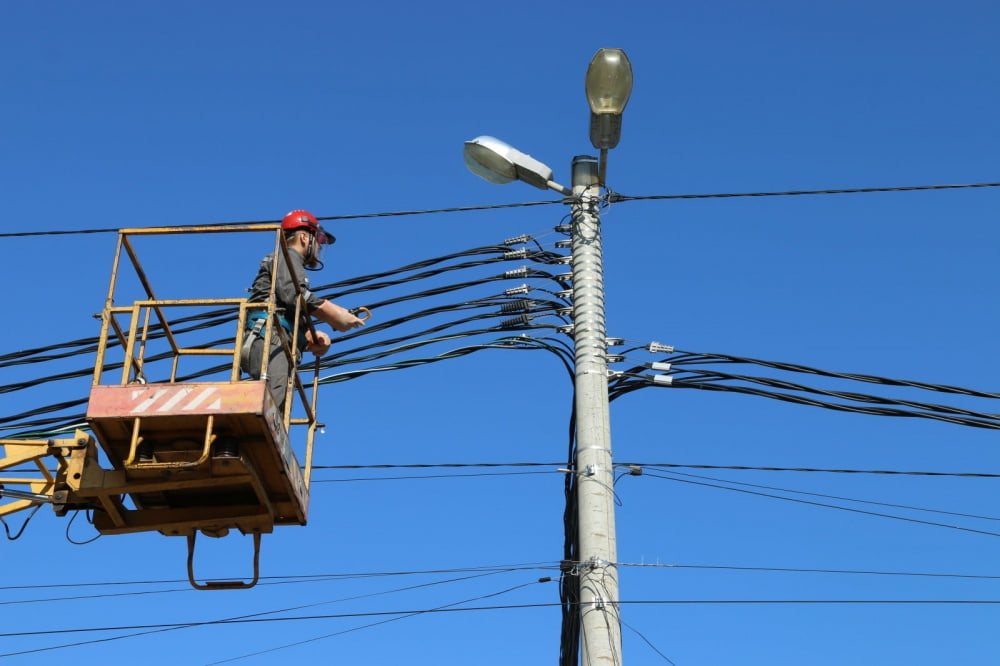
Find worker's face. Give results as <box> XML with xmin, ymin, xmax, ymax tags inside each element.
<box><xmin>300</xmin><ymin>230</ymin><xmax>323</xmax><ymax>268</ymax></box>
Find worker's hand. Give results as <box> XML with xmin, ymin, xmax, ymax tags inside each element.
<box><xmin>305</xmin><ymin>330</ymin><xmax>332</xmax><ymax>356</ymax></box>
<box><xmin>329</xmin><ymin>310</ymin><xmax>366</xmax><ymax>332</ymax></box>
<box><xmin>315</xmin><ymin>301</ymin><xmax>367</xmax><ymax>332</ymax></box>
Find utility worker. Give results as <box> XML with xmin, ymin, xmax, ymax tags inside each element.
<box><xmin>241</xmin><ymin>210</ymin><xmax>365</xmax><ymax>420</ymax></box>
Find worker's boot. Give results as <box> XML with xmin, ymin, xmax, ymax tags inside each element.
<box><xmin>214</xmin><ymin>437</ymin><xmax>239</xmax><ymax>459</ymax></box>
<box><xmin>136</xmin><ymin>441</ymin><xmax>154</xmax><ymax>463</ymax></box>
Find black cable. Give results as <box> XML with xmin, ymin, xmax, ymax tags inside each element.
<box><xmin>668</xmin><ymin>349</ymin><xmax>1000</xmax><ymax>400</ymax></box>
<box><xmin>312</xmin><ymin>470</ymin><xmax>557</xmax><ymax>483</ymax></box>
<box><xmin>8</xmin><ymin>178</ymin><xmax>999</xmax><ymax>241</ymax></box>
<box><xmin>616</xmin><ymin>562</ymin><xmax>1000</xmax><ymax>580</ymax></box>
<box><xmin>622</xmin><ymin>618</ymin><xmax>677</xmax><ymax>664</ymax></box>
<box><xmin>609</xmin><ymin>371</ymin><xmax>1000</xmax><ymax>430</ymax></box>
<box><xmin>0</xmin><ymin>505</ymin><xmax>41</xmax><ymax>540</ymax></box>
<box><xmin>672</xmin><ymin>367</ymin><xmax>999</xmax><ymax>422</ymax></box>
<box><xmin>211</xmin><ymin>575</ymin><xmax>555</xmax><ymax>664</ymax></box>
<box><xmin>318</xmin><ymin>334</ymin><xmax>572</xmax><ymax>387</ymax></box>
<box><xmin>8</xmin><ymin>598</ymin><xmax>998</xmax><ymax>643</ymax></box>
<box><xmin>611</xmin><ymin>181</ymin><xmax>1000</xmax><ymax>202</ymax></box>
<box><xmin>308</xmin><ymin>460</ymin><xmax>1000</xmax><ymax>479</ymax></box>
<box><xmin>618</xmin><ymin>461</ymin><xmax>1000</xmax><ymax>479</ymax></box>
<box><xmin>0</xmin><ymin>562</ymin><xmax>560</xmax><ymax>593</ymax></box>
<box><xmin>668</xmin><ymin>380</ymin><xmax>1000</xmax><ymax>430</ymax></box>
<box><xmin>651</xmin><ymin>468</ymin><xmax>1000</xmax><ymax>522</ymax></box>
<box><xmin>0</xmin><ymin>203</ymin><xmax>568</xmax><ymax>239</ymax></box>
<box><xmin>559</xmin><ymin>401</ymin><xmax>580</xmax><ymax>666</ymax></box>
<box><xmin>642</xmin><ymin>471</ymin><xmax>1000</xmax><ymax>538</ymax></box>
<box><xmin>5</xmin><ymin>570</ymin><xmax>551</xmax><ymax>659</ymax></box>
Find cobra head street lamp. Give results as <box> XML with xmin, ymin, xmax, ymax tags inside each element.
<box><xmin>463</xmin><ymin>135</ymin><xmax>571</xmax><ymax>195</ymax></box>
<box><xmin>586</xmin><ymin>48</ymin><xmax>633</xmax><ymax>151</ymax></box>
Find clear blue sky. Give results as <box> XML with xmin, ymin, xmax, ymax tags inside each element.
<box><xmin>3</xmin><ymin>2</ymin><xmax>999</xmax><ymax>664</ymax></box>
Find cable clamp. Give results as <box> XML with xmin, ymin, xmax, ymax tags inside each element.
<box><xmin>500</xmin><ymin>314</ymin><xmax>533</xmax><ymax>329</ymax></box>
<box><xmin>499</xmin><ymin>299</ymin><xmax>535</xmax><ymax>314</ymax></box>
<box><xmin>503</xmin><ymin>266</ymin><xmax>529</xmax><ymax>279</ymax></box>
<box><xmin>503</xmin><ymin>234</ymin><xmax>530</xmax><ymax>246</ymax></box>
<box><xmin>652</xmin><ymin>375</ymin><xmax>673</xmax><ymax>385</ymax></box>
<box><xmin>646</xmin><ymin>361</ymin><xmax>672</xmax><ymax>371</ymax></box>
<box><xmin>647</xmin><ymin>341</ymin><xmax>675</xmax><ymax>354</ymax></box>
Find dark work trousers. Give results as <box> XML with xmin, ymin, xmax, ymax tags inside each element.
<box><xmin>242</xmin><ymin>331</ymin><xmax>299</xmax><ymax>415</ymax></box>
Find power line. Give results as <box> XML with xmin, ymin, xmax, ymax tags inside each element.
<box><xmin>6</xmin><ymin>459</ymin><xmax>996</xmax><ymax>481</ymax></box>
<box><xmin>0</xmin><ymin>202</ymin><xmax>564</xmax><ymax>238</ymax></box>
<box><xmin>4</xmin><ymin>179</ymin><xmax>1000</xmax><ymax>238</ymax></box>
<box><xmin>617</xmin><ymin>562</ymin><xmax>1000</xmax><ymax>580</ymax></box>
<box><xmin>209</xmin><ymin>576</ymin><xmax>555</xmax><ymax>665</ymax></box>
<box><xmin>312</xmin><ymin>470</ymin><xmax>557</xmax><ymax>483</ymax></box>
<box><xmin>642</xmin><ymin>472</ymin><xmax>1000</xmax><ymax>538</ymax></box>
<box><xmin>2</xmin><ymin>569</ymin><xmax>553</xmax><ymax>658</ymax></box>
<box><xmin>6</xmin><ymin>598</ymin><xmax>1000</xmax><ymax>641</ymax></box>
<box><xmin>610</xmin><ymin>180</ymin><xmax>1000</xmax><ymax>202</ymax></box>
<box><xmin>5</xmin><ymin>560</ymin><xmax>997</xmax><ymax>603</ymax></box>
<box><xmin>310</xmin><ymin>461</ymin><xmax>1000</xmax><ymax>479</ymax></box>
<box><xmin>0</xmin><ymin>562</ymin><xmax>560</xmax><ymax>592</ymax></box>
<box><xmin>641</xmin><ymin>469</ymin><xmax>1000</xmax><ymax>522</ymax></box>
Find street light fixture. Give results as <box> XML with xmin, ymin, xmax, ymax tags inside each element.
<box><xmin>462</xmin><ymin>135</ymin><xmax>572</xmax><ymax>195</ymax></box>
<box><xmin>464</xmin><ymin>48</ymin><xmax>632</xmax><ymax>664</ymax></box>
<box><xmin>585</xmin><ymin>47</ymin><xmax>633</xmax><ymax>150</ymax></box>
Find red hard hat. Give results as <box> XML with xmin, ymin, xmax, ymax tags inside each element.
<box><xmin>281</xmin><ymin>210</ymin><xmax>335</xmax><ymax>245</ymax></box>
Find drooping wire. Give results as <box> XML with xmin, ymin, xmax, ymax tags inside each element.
<box><xmin>0</xmin><ymin>505</ymin><xmax>41</xmax><ymax>540</ymax></box>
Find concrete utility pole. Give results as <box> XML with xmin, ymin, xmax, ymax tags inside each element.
<box><xmin>463</xmin><ymin>47</ymin><xmax>633</xmax><ymax>665</ymax></box>
<box><xmin>570</xmin><ymin>154</ymin><xmax>622</xmax><ymax>664</ymax></box>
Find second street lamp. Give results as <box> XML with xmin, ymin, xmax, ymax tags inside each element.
<box><xmin>586</xmin><ymin>47</ymin><xmax>634</xmax><ymax>151</ymax></box>
<box><xmin>464</xmin><ymin>48</ymin><xmax>632</xmax><ymax>665</ymax></box>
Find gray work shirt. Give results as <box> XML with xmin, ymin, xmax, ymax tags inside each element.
<box><xmin>248</xmin><ymin>248</ymin><xmax>323</xmax><ymax>330</ymax></box>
